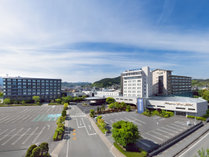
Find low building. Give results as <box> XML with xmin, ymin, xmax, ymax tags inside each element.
<box><xmin>113</xmin><ymin>96</ymin><xmax>208</xmax><ymax>117</ymax></box>
<box><xmin>85</xmin><ymin>97</ymin><xmax>106</xmax><ymax>105</ymax></box>
<box><xmin>3</xmin><ymin>77</ymin><xmax>61</xmax><ymax>102</ymax></box>
<box><xmin>146</xmin><ymin>96</ymin><xmax>207</xmax><ymax>117</ymax></box>
<box><xmin>95</xmin><ymin>89</ymin><xmax>120</xmax><ymax>97</ymax></box>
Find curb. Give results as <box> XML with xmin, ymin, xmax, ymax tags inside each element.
<box><xmin>87</xmin><ymin>114</ymin><xmax>125</xmax><ymax>157</ymax></box>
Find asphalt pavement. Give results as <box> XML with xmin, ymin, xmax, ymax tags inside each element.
<box><xmin>0</xmin><ymin>105</ymin><xmax>63</xmax><ymax>157</ymax></box>
<box><xmin>59</xmin><ymin>105</ymin><xmax>113</xmax><ymax>157</ymax></box>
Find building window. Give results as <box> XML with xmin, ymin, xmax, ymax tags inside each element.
<box><xmin>176</xmin><ymin>107</ymin><xmax>185</xmax><ymax>110</ymax></box>
<box><xmin>188</xmin><ymin>108</ymin><xmax>195</xmax><ymax>110</ymax></box>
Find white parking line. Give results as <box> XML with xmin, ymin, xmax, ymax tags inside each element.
<box><xmin>0</xmin><ymin>128</ymin><xmax>16</xmax><ymax>142</ymax></box>
<box><xmin>160</xmin><ymin>127</ymin><xmax>179</xmax><ymax>134</ymax></box>
<box><xmin>12</xmin><ymin>128</ymin><xmax>31</xmax><ymax>145</ymax></box>
<box><xmin>151</xmin><ymin>131</ymin><xmax>170</xmax><ymax>139</ymax></box>
<box><xmin>22</xmin><ymin>127</ymin><xmax>39</xmax><ymax>144</ymax></box>
<box><xmin>123</xmin><ymin>117</ymin><xmax>142</xmax><ymax>126</ymax></box>
<box><xmin>157</xmin><ymin>128</ymin><xmax>175</xmax><ymax>136</ymax></box>
<box><xmin>0</xmin><ymin>129</ymin><xmax>9</xmax><ymax>136</ymax></box>
<box><xmin>2</xmin><ymin>128</ymin><xmax>24</xmax><ymax>145</ymax></box>
<box><xmin>130</xmin><ymin>117</ymin><xmax>146</xmax><ymax>124</ymax></box>
<box><xmin>145</xmin><ymin>132</ymin><xmax>164</xmax><ymax>141</ymax></box>
<box><xmin>170</xmin><ymin>123</ymin><xmax>187</xmax><ymax>130</ymax></box>
<box><xmin>174</xmin><ymin>121</ymin><xmax>188</xmax><ymax>126</ymax></box>
<box><xmin>32</xmin><ymin>126</ymin><xmax>46</xmax><ymax>144</ymax></box>
<box><xmin>166</xmin><ymin>125</ymin><xmax>183</xmax><ymax>132</ymax></box>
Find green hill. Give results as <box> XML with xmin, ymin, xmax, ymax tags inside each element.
<box><xmin>192</xmin><ymin>79</ymin><xmax>209</xmax><ymax>87</ymax></box>
<box><xmin>93</xmin><ymin>76</ymin><xmax>120</xmax><ymax>88</ymax></box>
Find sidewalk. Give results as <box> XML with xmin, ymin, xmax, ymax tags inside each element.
<box><xmin>87</xmin><ymin>114</ymin><xmax>125</xmax><ymax>157</ymax></box>
<box><xmin>157</xmin><ymin>123</ymin><xmax>209</xmax><ymax>157</ymax></box>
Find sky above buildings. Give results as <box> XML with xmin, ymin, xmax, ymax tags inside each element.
<box><xmin>0</xmin><ymin>0</ymin><xmax>209</xmax><ymax>82</ymax></box>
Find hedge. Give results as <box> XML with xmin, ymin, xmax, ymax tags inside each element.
<box><xmin>187</xmin><ymin>115</ymin><xmax>206</xmax><ymax>121</ymax></box>
<box><xmin>53</xmin><ymin>131</ymin><xmax>58</xmax><ymax>141</ymax></box>
<box><xmin>113</xmin><ymin>142</ymin><xmax>147</xmax><ymax>157</ymax></box>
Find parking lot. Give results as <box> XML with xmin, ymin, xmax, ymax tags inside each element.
<box><xmin>0</xmin><ymin>105</ymin><xmax>63</xmax><ymax>157</ymax></box>
<box><xmin>100</xmin><ymin>111</ymin><xmax>198</xmax><ymax>152</ymax></box>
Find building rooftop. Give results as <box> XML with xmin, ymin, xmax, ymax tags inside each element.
<box><xmin>85</xmin><ymin>97</ymin><xmax>106</xmax><ymax>100</ymax></box>
<box><xmin>3</xmin><ymin>77</ymin><xmax>61</xmax><ymax>80</ymax></box>
<box><xmin>152</xmin><ymin>69</ymin><xmax>172</xmax><ymax>72</ymax></box>
<box><xmin>149</xmin><ymin>96</ymin><xmax>207</xmax><ymax>103</ymax></box>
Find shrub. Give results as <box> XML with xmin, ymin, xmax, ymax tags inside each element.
<box><xmin>126</xmin><ymin>105</ymin><xmax>131</xmax><ymax>112</ymax></box>
<box><xmin>108</xmin><ymin>103</ymin><xmax>115</xmax><ymax>110</ymax></box>
<box><xmin>62</xmin><ymin>110</ymin><xmax>66</xmax><ymax>117</ymax></box>
<box><xmin>187</xmin><ymin>115</ymin><xmax>195</xmax><ymax>118</ymax></box>
<box><xmin>3</xmin><ymin>98</ymin><xmax>11</xmax><ymax>104</ymax></box>
<box><xmin>25</xmin><ymin>144</ymin><xmax>37</xmax><ymax>157</ymax></box>
<box><xmin>90</xmin><ymin>109</ymin><xmax>95</xmax><ymax>117</ymax></box>
<box><xmin>57</xmin><ymin>116</ymin><xmax>65</xmax><ymax>124</ymax></box>
<box><xmin>196</xmin><ymin>117</ymin><xmax>206</xmax><ymax>121</ymax></box>
<box><xmin>96</xmin><ymin>115</ymin><xmax>102</xmax><ymax>121</ymax></box>
<box><xmin>53</xmin><ymin>131</ymin><xmax>58</xmax><ymax>141</ymax></box>
<box><xmin>64</xmin><ymin>103</ymin><xmax>68</xmax><ymax>109</ymax></box>
<box><xmin>106</xmin><ymin>97</ymin><xmax>115</xmax><ymax>104</ymax></box>
<box><xmin>39</xmin><ymin>142</ymin><xmax>49</xmax><ymax>156</ymax></box>
<box><xmin>31</xmin><ymin>146</ymin><xmax>41</xmax><ymax>157</ymax></box>
<box><xmin>55</xmin><ymin>99</ymin><xmax>62</xmax><ymax>104</ymax></box>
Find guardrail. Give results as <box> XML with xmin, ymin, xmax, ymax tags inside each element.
<box><xmin>148</xmin><ymin>121</ymin><xmax>204</xmax><ymax>157</ymax></box>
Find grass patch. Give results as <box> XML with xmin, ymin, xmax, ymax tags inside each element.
<box><xmin>113</xmin><ymin>142</ymin><xmax>147</xmax><ymax>157</ymax></box>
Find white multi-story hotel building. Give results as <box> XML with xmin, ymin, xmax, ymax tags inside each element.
<box><xmin>121</xmin><ymin>66</ymin><xmax>152</xmax><ymax>98</ymax></box>
<box><xmin>152</xmin><ymin>69</ymin><xmax>192</xmax><ymax>96</ymax></box>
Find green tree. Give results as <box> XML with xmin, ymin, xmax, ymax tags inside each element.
<box><xmin>0</xmin><ymin>92</ymin><xmax>3</xmax><ymax>98</ymax></box>
<box><xmin>126</xmin><ymin>105</ymin><xmax>131</xmax><ymax>112</ymax></box>
<box><xmin>55</xmin><ymin>98</ymin><xmax>61</xmax><ymax>104</ymax></box>
<box><xmin>25</xmin><ymin>144</ymin><xmax>37</xmax><ymax>157</ymax></box>
<box><xmin>108</xmin><ymin>103</ymin><xmax>115</xmax><ymax>110</ymax></box>
<box><xmin>120</xmin><ymin>102</ymin><xmax>127</xmax><ymax>109</ymax></box>
<box><xmin>30</xmin><ymin>146</ymin><xmax>41</xmax><ymax>157</ymax></box>
<box><xmin>112</xmin><ymin>121</ymin><xmax>140</xmax><ymax>148</ymax></box>
<box><xmin>114</xmin><ymin>102</ymin><xmax>120</xmax><ymax>111</ymax></box>
<box><xmin>106</xmin><ymin>97</ymin><xmax>115</xmax><ymax>104</ymax></box>
<box><xmin>202</xmin><ymin>90</ymin><xmax>209</xmax><ymax>102</ymax></box>
<box><xmin>3</xmin><ymin>98</ymin><xmax>11</xmax><ymax>104</ymax></box>
<box><xmin>32</xmin><ymin>96</ymin><xmax>40</xmax><ymax>104</ymax></box>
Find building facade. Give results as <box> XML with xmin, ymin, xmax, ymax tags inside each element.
<box><xmin>3</xmin><ymin>77</ymin><xmax>61</xmax><ymax>102</ymax></box>
<box><xmin>152</xmin><ymin>69</ymin><xmax>192</xmax><ymax>96</ymax></box>
<box><xmin>121</xmin><ymin>66</ymin><xmax>152</xmax><ymax>98</ymax></box>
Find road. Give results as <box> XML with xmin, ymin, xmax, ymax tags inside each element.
<box><xmin>178</xmin><ymin>131</ymin><xmax>209</xmax><ymax>157</ymax></box>
<box><xmin>59</xmin><ymin>105</ymin><xmax>113</xmax><ymax>157</ymax></box>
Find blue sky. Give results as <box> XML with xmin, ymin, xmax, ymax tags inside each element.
<box><xmin>1</xmin><ymin>0</ymin><xmax>209</xmax><ymax>82</ymax></box>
